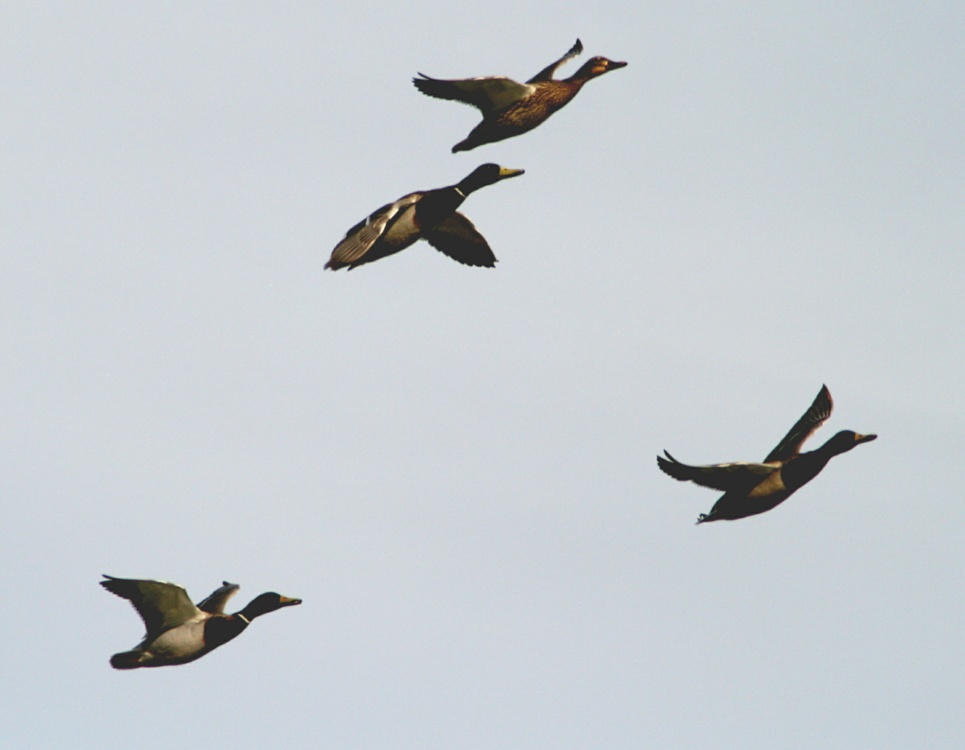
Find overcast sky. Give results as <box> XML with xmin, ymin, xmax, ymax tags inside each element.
<box><xmin>2</xmin><ymin>2</ymin><xmax>964</xmax><ymax>748</ymax></box>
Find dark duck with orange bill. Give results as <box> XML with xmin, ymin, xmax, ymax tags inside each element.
<box><xmin>657</xmin><ymin>385</ymin><xmax>877</xmax><ymax>523</ymax></box>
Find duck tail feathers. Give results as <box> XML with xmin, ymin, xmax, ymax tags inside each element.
<box><xmin>109</xmin><ymin>650</ymin><xmax>143</xmax><ymax>670</ymax></box>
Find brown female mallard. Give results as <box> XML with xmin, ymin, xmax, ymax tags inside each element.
<box><xmin>414</xmin><ymin>39</ymin><xmax>627</xmax><ymax>152</ymax></box>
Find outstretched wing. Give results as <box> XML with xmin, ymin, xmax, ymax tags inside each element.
<box><xmin>423</xmin><ymin>212</ymin><xmax>497</xmax><ymax>267</ymax></box>
<box><xmin>764</xmin><ymin>385</ymin><xmax>834</xmax><ymax>463</ymax></box>
<box><xmin>414</xmin><ymin>74</ymin><xmax>535</xmax><ymax>114</ymax></box>
<box><xmin>527</xmin><ymin>39</ymin><xmax>584</xmax><ymax>83</ymax></box>
<box><xmin>195</xmin><ymin>581</ymin><xmax>240</xmax><ymax>614</ymax></box>
<box><xmin>326</xmin><ymin>193</ymin><xmax>422</xmax><ymax>270</ymax></box>
<box><xmin>657</xmin><ymin>451</ymin><xmax>777</xmax><ymax>492</ymax></box>
<box><xmin>100</xmin><ymin>575</ymin><xmax>200</xmax><ymax>639</ymax></box>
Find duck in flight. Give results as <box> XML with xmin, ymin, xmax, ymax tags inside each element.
<box><xmin>101</xmin><ymin>576</ymin><xmax>301</xmax><ymax>668</ymax></box>
<box><xmin>657</xmin><ymin>385</ymin><xmax>877</xmax><ymax>524</ymax></box>
<box><xmin>414</xmin><ymin>39</ymin><xmax>627</xmax><ymax>152</ymax></box>
<box><xmin>325</xmin><ymin>163</ymin><xmax>523</xmax><ymax>270</ymax></box>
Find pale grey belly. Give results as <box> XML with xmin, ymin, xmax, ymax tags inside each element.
<box><xmin>147</xmin><ymin>620</ymin><xmax>207</xmax><ymax>662</ymax></box>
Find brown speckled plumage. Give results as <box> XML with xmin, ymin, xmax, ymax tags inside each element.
<box><xmin>414</xmin><ymin>40</ymin><xmax>627</xmax><ymax>152</ymax></box>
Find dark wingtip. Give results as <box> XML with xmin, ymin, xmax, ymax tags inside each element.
<box><xmin>821</xmin><ymin>384</ymin><xmax>834</xmax><ymax>413</ymax></box>
<box><xmin>656</xmin><ymin>451</ymin><xmax>677</xmax><ymax>475</ymax></box>
<box><xmin>100</xmin><ymin>577</ymin><xmax>125</xmax><ymax>597</ymax></box>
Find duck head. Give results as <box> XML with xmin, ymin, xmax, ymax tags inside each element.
<box><xmin>574</xmin><ymin>56</ymin><xmax>628</xmax><ymax>79</ymax></box>
<box><xmin>458</xmin><ymin>164</ymin><xmax>525</xmax><ymax>195</ymax></box>
<box><xmin>238</xmin><ymin>592</ymin><xmax>302</xmax><ymax>621</ymax></box>
<box><xmin>824</xmin><ymin>430</ymin><xmax>878</xmax><ymax>455</ymax></box>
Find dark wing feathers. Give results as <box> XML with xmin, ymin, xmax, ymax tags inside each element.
<box><xmin>527</xmin><ymin>38</ymin><xmax>584</xmax><ymax>83</ymax></box>
<box><xmin>413</xmin><ymin>75</ymin><xmax>534</xmax><ymax>113</ymax></box>
<box><xmin>763</xmin><ymin>385</ymin><xmax>834</xmax><ymax>463</ymax></box>
<box><xmin>326</xmin><ymin>201</ymin><xmax>396</xmax><ymax>268</ymax></box>
<box><xmin>423</xmin><ymin>213</ymin><xmax>497</xmax><ymax>267</ymax></box>
<box><xmin>413</xmin><ymin>74</ymin><xmax>492</xmax><ymax>110</ymax></box>
<box><xmin>326</xmin><ymin>194</ymin><xmax>421</xmax><ymax>269</ymax></box>
<box><xmin>100</xmin><ymin>576</ymin><xmax>200</xmax><ymax>639</ymax></box>
<box><xmin>656</xmin><ymin>451</ymin><xmax>777</xmax><ymax>492</ymax></box>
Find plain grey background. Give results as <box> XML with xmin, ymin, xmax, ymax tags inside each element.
<box><xmin>2</xmin><ymin>2</ymin><xmax>963</xmax><ymax>748</ymax></box>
